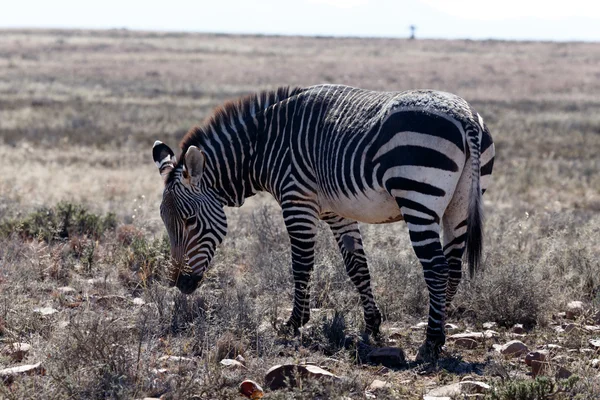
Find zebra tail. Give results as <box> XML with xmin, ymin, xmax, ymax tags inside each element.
<box><xmin>465</xmin><ymin>116</ymin><xmax>484</xmax><ymax>279</ymax></box>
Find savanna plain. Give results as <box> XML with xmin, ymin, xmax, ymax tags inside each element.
<box><xmin>0</xmin><ymin>29</ymin><xmax>599</xmax><ymax>399</ymax></box>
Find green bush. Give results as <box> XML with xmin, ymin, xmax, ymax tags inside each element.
<box><xmin>119</xmin><ymin>234</ymin><xmax>170</xmax><ymax>290</ymax></box>
<box><xmin>0</xmin><ymin>202</ymin><xmax>116</xmax><ymax>242</ymax></box>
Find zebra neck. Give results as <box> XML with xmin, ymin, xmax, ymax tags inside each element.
<box><xmin>200</xmin><ymin>125</ymin><xmax>258</xmax><ymax>208</ymax></box>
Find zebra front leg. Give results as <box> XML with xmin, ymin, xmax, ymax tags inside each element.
<box><xmin>282</xmin><ymin>202</ymin><xmax>318</xmax><ymax>332</ymax></box>
<box><xmin>321</xmin><ymin>212</ymin><xmax>382</xmax><ymax>336</ymax></box>
<box><xmin>404</xmin><ymin>216</ymin><xmax>449</xmax><ymax>364</ymax></box>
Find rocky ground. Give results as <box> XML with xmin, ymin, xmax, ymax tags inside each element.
<box><xmin>0</xmin><ymin>30</ymin><xmax>599</xmax><ymax>399</ymax></box>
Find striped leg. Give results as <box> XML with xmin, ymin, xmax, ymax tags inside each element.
<box><xmin>443</xmin><ymin>218</ymin><xmax>467</xmax><ymax>310</ymax></box>
<box><xmin>401</xmin><ymin>209</ymin><xmax>449</xmax><ymax>363</ymax></box>
<box><xmin>321</xmin><ymin>212</ymin><xmax>382</xmax><ymax>336</ymax></box>
<box><xmin>282</xmin><ymin>201</ymin><xmax>319</xmax><ymax>331</ymax></box>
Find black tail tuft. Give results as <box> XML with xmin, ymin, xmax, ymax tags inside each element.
<box><xmin>466</xmin><ymin>186</ymin><xmax>483</xmax><ymax>278</ymax></box>
<box><xmin>465</xmin><ymin>116</ymin><xmax>484</xmax><ymax>278</ymax></box>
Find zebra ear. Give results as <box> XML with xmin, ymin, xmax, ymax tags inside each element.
<box><xmin>153</xmin><ymin>141</ymin><xmax>176</xmax><ymax>181</ymax></box>
<box><xmin>184</xmin><ymin>145</ymin><xmax>205</xmax><ymax>185</ymax></box>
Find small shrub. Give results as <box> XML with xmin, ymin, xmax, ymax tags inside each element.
<box><xmin>457</xmin><ymin>264</ymin><xmax>544</xmax><ymax>328</ymax></box>
<box><xmin>320</xmin><ymin>310</ymin><xmax>347</xmax><ymax>354</ymax></box>
<box><xmin>0</xmin><ymin>202</ymin><xmax>116</xmax><ymax>242</ymax></box>
<box><xmin>487</xmin><ymin>377</ymin><xmax>555</xmax><ymax>400</ymax></box>
<box><xmin>118</xmin><ymin>234</ymin><xmax>170</xmax><ymax>290</ymax></box>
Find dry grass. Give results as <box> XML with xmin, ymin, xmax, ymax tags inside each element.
<box><xmin>0</xmin><ymin>29</ymin><xmax>599</xmax><ymax>399</ymax></box>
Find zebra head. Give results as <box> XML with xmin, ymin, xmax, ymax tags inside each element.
<box><xmin>152</xmin><ymin>141</ymin><xmax>227</xmax><ymax>294</ymax></box>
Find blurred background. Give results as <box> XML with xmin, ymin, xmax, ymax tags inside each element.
<box><xmin>0</xmin><ymin>2</ymin><xmax>599</xmax><ymax>398</ymax></box>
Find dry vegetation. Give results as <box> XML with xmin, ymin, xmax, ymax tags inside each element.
<box><xmin>0</xmin><ymin>29</ymin><xmax>599</xmax><ymax>399</ymax></box>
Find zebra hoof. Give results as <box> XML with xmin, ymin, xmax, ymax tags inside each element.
<box><xmin>415</xmin><ymin>340</ymin><xmax>442</xmax><ymax>365</ymax></box>
<box><xmin>279</xmin><ymin>320</ymin><xmax>301</xmax><ymax>336</ymax></box>
<box><xmin>364</xmin><ymin>312</ymin><xmax>382</xmax><ymax>337</ymax></box>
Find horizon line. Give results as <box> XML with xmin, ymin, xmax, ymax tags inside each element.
<box><xmin>2</xmin><ymin>26</ymin><xmax>599</xmax><ymax>44</ymax></box>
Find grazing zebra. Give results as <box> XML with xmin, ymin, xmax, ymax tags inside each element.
<box><xmin>152</xmin><ymin>84</ymin><xmax>495</xmax><ymax>362</ymax></box>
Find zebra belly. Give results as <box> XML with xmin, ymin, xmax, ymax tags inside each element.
<box><xmin>320</xmin><ymin>189</ymin><xmax>403</xmax><ymax>224</ymax></box>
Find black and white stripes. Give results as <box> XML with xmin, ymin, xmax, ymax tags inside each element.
<box><xmin>152</xmin><ymin>84</ymin><xmax>495</xmax><ymax>362</ymax></box>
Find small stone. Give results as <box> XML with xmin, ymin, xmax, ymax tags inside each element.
<box><xmin>411</xmin><ymin>322</ymin><xmax>428</xmax><ymax>330</ymax></box>
<box><xmin>367</xmin><ymin>347</ymin><xmax>406</xmax><ymax>368</ymax></box>
<box><xmin>553</xmin><ymin>326</ymin><xmax>566</xmax><ymax>334</ymax></box>
<box><xmin>566</xmin><ymin>301</ymin><xmax>584</xmax><ymax>320</ymax></box>
<box><xmin>590</xmin><ymin>339</ymin><xmax>600</xmax><ymax>348</ymax></box>
<box><xmin>460</xmin><ymin>381</ymin><xmax>491</xmax><ymax>394</ymax></box>
<box><xmin>426</xmin><ymin>383</ymin><xmax>461</xmax><ymax>397</ymax></box>
<box><xmin>525</xmin><ymin>350</ymin><xmax>548</xmax><ymax>367</ymax></box>
<box><xmin>0</xmin><ymin>362</ymin><xmax>45</xmax><ymax>384</ymax></box>
<box><xmin>265</xmin><ymin>364</ymin><xmax>339</xmax><ymax>390</ymax></box>
<box><xmin>483</xmin><ymin>330</ymin><xmax>500</xmax><ymax>338</ymax></box>
<box><xmin>482</xmin><ymin>322</ymin><xmax>497</xmax><ymax>329</ymax></box>
<box><xmin>158</xmin><ymin>355</ymin><xmax>197</xmax><ymax>370</ymax></box>
<box><xmin>239</xmin><ymin>379</ymin><xmax>264</xmax><ymax>399</ymax></box>
<box><xmin>454</xmin><ymin>338</ymin><xmax>478</xmax><ymax>349</ymax></box>
<box><xmin>150</xmin><ymin>368</ymin><xmax>168</xmax><ymax>376</ymax></box>
<box><xmin>33</xmin><ymin>307</ymin><xmax>58</xmax><ymax>316</ymax></box>
<box><xmin>553</xmin><ymin>312</ymin><xmax>567</xmax><ymax>320</ymax></box>
<box><xmin>495</xmin><ymin>340</ymin><xmax>529</xmax><ymax>357</ymax></box>
<box><xmin>220</xmin><ymin>358</ymin><xmax>246</xmax><ymax>369</ymax></box>
<box><xmin>2</xmin><ymin>343</ymin><xmax>31</xmax><ymax>362</ymax></box>
<box><xmin>591</xmin><ymin>359</ymin><xmax>600</xmax><ymax>368</ymax></box>
<box><xmin>531</xmin><ymin>360</ymin><xmax>550</xmax><ymax>377</ymax></box>
<box><xmin>449</xmin><ymin>331</ymin><xmax>497</xmax><ymax>342</ymax></box>
<box><xmin>556</xmin><ymin>366</ymin><xmax>572</xmax><ymax>380</ymax></box>
<box><xmin>368</xmin><ymin>379</ymin><xmax>391</xmax><ymax>391</ymax></box>
<box><xmin>543</xmin><ymin>344</ymin><xmax>562</xmax><ymax>351</ymax></box>
<box><xmin>236</xmin><ymin>354</ymin><xmax>246</xmax><ymax>364</ymax></box>
<box><xmin>445</xmin><ymin>323</ymin><xmax>459</xmax><ymax>332</ymax></box>
<box><xmin>584</xmin><ymin>325</ymin><xmax>600</xmax><ymax>332</ymax></box>
<box><xmin>132</xmin><ymin>297</ymin><xmax>146</xmax><ymax>306</ymax></box>
<box><xmin>57</xmin><ymin>286</ymin><xmax>77</xmax><ymax>294</ymax></box>
<box><xmin>512</xmin><ymin>324</ymin><xmax>524</xmax><ymax>334</ymax></box>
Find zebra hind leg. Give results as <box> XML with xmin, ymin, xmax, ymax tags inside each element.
<box><xmin>321</xmin><ymin>212</ymin><xmax>382</xmax><ymax>336</ymax></box>
<box><xmin>401</xmin><ymin>211</ymin><xmax>449</xmax><ymax>364</ymax></box>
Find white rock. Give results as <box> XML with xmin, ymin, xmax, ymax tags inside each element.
<box><xmin>158</xmin><ymin>355</ymin><xmax>197</xmax><ymax>370</ymax></box>
<box><xmin>265</xmin><ymin>364</ymin><xmax>339</xmax><ymax>390</ymax></box>
<box><xmin>460</xmin><ymin>381</ymin><xmax>492</xmax><ymax>394</ymax></box>
<box><xmin>483</xmin><ymin>322</ymin><xmax>497</xmax><ymax>329</ymax></box>
<box><xmin>132</xmin><ymin>297</ymin><xmax>146</xmax><ymax>306</ymax></box>
<box><xmin>57</xmin><ymin>286</ymin><xmax>77</xmax><ymax>294</ymax></box>
<box><xmin>566</xmin><ymin>301</ymin><xmax>584</xmax><ymax>319</ymax></box>
<box><xmin>367</xmin><ymin>379</ymin><xmax>391</xmax><ymax>391</ymax></box>
<box><xmin>0</xmin><ymin>362</ymin><xmax>45</xmax><ymax>384</ymax></box>
<box><xmin>220</xmin><ymin>358</ymin><xmax>246</xmax><ymax>369</ymax></box>
<box><xmin>426</xmin><ymin>383</ymin><xmax>461</xmax><ymax>397</ymax></box>
<box><xmin>494</xmin><ymin>340</ymin><xmax>529</xmax><ymax>357</ymax></box>
<box><xmin>2</xmin><ymin>343</ymin><xmax>31</xmax><ymax>362</ymax></box>
<box><xmin>411</xmin><ymin>322</ymin><xmax>429</xmax><ymax>330</ymax></box>
<box><xmin>33</xmin><ymin>307</ymin><xmax>58</xmax><ymax>316</ymax></box>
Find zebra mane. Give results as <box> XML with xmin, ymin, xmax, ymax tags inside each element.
<box><xmin>179</xmin><ymin>86</ymin><xmax>304</xmax><ymax>155</ymax></box>
<box><xmin>165</xmin><ymin>86</ymin><xmax>303</xmax><ymax>185</ymax></box>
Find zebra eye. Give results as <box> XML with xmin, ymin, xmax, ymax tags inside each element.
<box><xmin>184</xmin><ymin>216</ymin><xmax>196</xmax><ymax>228</ymax></box>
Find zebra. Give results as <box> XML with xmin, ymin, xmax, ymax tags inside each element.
<box><xmin>152</xmin><ymin>84</ymin><xmax>495</xmax><ymax>363</ymax></box>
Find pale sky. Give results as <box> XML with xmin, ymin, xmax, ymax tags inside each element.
<box><xmin>2</xmin><ymin>0</ymin><xmax>599</xmax><ymax>41</ymax></box>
